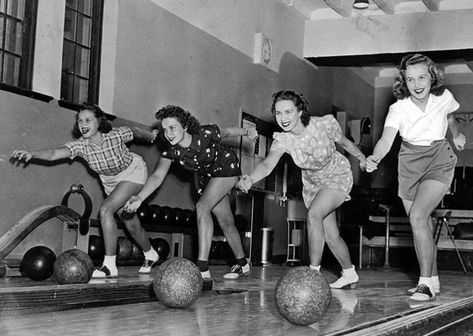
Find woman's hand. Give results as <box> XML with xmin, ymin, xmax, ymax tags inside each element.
<box><xmin>237</xmin><ymin>175</ymin><xmax>253</xmax><ymax>193</ymax></box>
<box><xmin>453</xmin><ymin>133</ymin><xmax>466</xmax><ymax>151</ymax></box>
<box><xmin>246</xmin><ymin>128</ymin><xmax>259</xmax><ymax>142</ymax></box>
<box><xmin>11</xmin><ymin>149</ymin><xmax>32</xmax><ymax>162</ymax></box>
<box><xmin>365</xmin><ymin>155</ymin><xmax>379</xmax><ymax>173</ymax></box>
<box><xmin>124</xmin><ymin>195</ymin><xmax>143</xmax><ymax>214</ymax></box>
<box><xmin>150</xmin><ymin>129</ymin><xmax>159</xmax><ymax>143</ymax></box>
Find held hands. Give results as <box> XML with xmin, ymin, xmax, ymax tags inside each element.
<box><xmin>11</xmin><ymin>150</ymin><xmax>33</xmax><ymax>162</ymax></box>
<box><xmin>365</xmin><ymin>155</ymin><xmax>379</xmax><ymax>173</ymax></box>
<box><xmin>237</xmin><ymin>174</ymin><xmax>253</xmax><ymax>193</ymax></box>
<box><xmin>453</xmin><ymin>133</ymin><xmax>466</xmax><ymax>151</ymax></box>
<box><xmin>124</xmin><ymin>195</ymin><xmax>143</xmax><ymax>214</ymax></box>
<box><xmin>150</xmin><ymin>129</ymin><xmax>159</xmax><ymax>144</ymax></box>
<box><xmin>246</xmin><ymin>128</ymin><xmax>259</xmax><ymax>142</ymax></box>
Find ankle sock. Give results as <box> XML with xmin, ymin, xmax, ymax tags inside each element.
<box><xmin>431</xmin><ymin>276</ymin><xmax>440</xmax><ymax>291</ymax></box>
<box><xmin>309</xmin><ymin>265</ymin><xmax>321</xmax><ymax>271</ymax></box>
<box><xmin>143</xmin><ymin>248</ymin><xmax>159</xmax><ymax>261</ymax></box>
<box><xmin>103</xmin><ymin>255</ymin><xmax>117</xmax><ymax>271</ymax></box>
<box><xmin>196</xmin><ymin>259</ymin><xmax>209</xmax><ymax>272</ymax></box>
<box><xmin>342</xmin><ymin>265</ymin><xmax>358</xmax><ymax>280</ymax></box>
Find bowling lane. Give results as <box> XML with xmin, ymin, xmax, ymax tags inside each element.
<box><xmin>1</xmin><ymin>265</ymin><xmax>472</xmax><ymax>336</ymax></box>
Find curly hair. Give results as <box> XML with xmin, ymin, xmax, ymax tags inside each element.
<box><xmin>393</xmin><ymin>53</ymin><xmax>446</xmax><ymax>100</ymax></box>
<box><xmin>72</xmin><ymin>103</ymin><xmax>112</xmax><ymax>138</ymax></box>
<box><xmin>155</xmin><ymin>105</ymin><xmax>200</xmax><ymax>134</ymax></box>
<box><xmin>271</xmin><ymin>90</ymin><xmax>311</xmax><ymax>127</ymax></box>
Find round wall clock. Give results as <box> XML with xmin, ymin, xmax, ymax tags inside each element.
<box><xmin>254</xmin><ymin>32</ymin><xmax>273</xmax><ymax>68</ymax></box>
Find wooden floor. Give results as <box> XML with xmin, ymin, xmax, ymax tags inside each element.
<box><xmin>1</xmin><ymin>264</ymin><xmax>473</xmax><ymax>336</ymax></box>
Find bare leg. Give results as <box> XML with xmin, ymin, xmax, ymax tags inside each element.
<box><xmin>402</xmin><ymin>180</ymin><xmax>448</xmax><ymax>278</ymax></box>
<box><xmin>324</xmin><ymin>211</ymin><xmax>353</xmax><ymax>269</ymax></box>
<box><xmin>195</xmin><ymin>176</ymin><xmax>239</xmax><ymax>261</ymax></box>
<box><xmin>99</xmin><ymin>181</ymin><xmax>145</xmax><ymax>256</ymax></box>
<box><xmin>212</xmin><ymin>194</ymin><xmax>245</xmax><ymax>259</ymax></box>
<box><xmin>119</xmin><ymin>207</ymin><xmax>151</xmax><ymax>252</ymax></box>
<box><xmin>306</xmin><ymin>189</ymin><xmax>346</xmax><ymax>266</ymax></box>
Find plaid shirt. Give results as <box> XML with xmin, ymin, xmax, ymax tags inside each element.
<box><xmin>65</xmin><ymin>126</ymin><xmax>134</xmax><ymax>176</ymax></box>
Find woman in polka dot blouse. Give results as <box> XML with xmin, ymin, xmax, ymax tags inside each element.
<box><xmin>125</xmin><ymin>105</ymin><xmax>258</xmax><ymax>280</ymax></box>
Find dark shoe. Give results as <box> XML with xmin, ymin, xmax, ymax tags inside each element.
<box><xmin>409</xmin><ymin>284</ymin><xmax>436</xmax><ymax>302</ymax></box>
<box><xmin>407</xmin><ymin>285</ymin><xmax>440</xmax><ymax>295</ymax></box>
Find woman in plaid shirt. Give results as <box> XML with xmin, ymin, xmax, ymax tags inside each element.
<box><xmin>11</xmin><ymin>104</ymin><xmax>159</xmax><ymax>278</ymax></box>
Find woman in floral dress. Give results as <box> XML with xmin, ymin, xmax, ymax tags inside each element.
<box><xmin>238</xmin><ymin>90</ymin><xmax>367</xmax><ymax>289</ymax></box>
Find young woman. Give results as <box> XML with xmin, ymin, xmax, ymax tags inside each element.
<box><xmin>124</xmin><ymin>105</ymin><xmax>258</xmax><ymax>280</ymax></box>
<box><xmin>366</xmin><ymin>54</ymin><xmax>466</xmax><ymax>301</ymax></box>
<box><xmin>238</xmin><ymin>90</ymin><xmax>367</xmax><ymax>289</ymax></box>
<box><xmin>11</xmin><ymin>104</ymin><xmax>159</xmax><ymax>278</ymax></box>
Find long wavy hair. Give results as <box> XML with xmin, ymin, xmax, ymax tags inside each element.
<box><xmin>72</xmin><ymin>103</ymin><xmax>112</xmax><ymax>138</ymax></box>
<box><xmin>393</xmin><ymin>53</ymin><xmax>446</xmax><ymax>100</ymax></box>
<box><xmin>271</xmin><ymin>90</ymin><xmax>311</xmax><ymax>127</ymax></box>
<box><xmin>155</xmin><ymin>105</ymin><xmax>200</xmax><ymax>134</ymax></box>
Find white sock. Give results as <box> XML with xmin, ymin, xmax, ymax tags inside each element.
<box><xmin>431</xmin><ymin>276</ymin><xmax>440</xmax><ymax>291</ymax></box>
<box><xmin>143</xmin><ymin>248</ymin><xmax>159</xmax><ymax>262</ymax></box>
<box><xmin>342</xmin><ymin>265</ymin><xmax>358</xmax><ymax>280</ymax></box>
<box><xmin>310</xmin><ymin>265</ymin><xmax>321</xmax><ymax>271</ymax></box>
<box><xmin>103</xmin><ymin>255</ymin><xmax>117</xmax><ymax>270</ymax></box>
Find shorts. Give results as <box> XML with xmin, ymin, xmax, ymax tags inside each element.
<box><xmin>398</xmin><ymin>139</ymin><xmax>456</xmax><ymax>201</ymax></box>
<box><xmin>100</xmin><ymin>153</ymin><xmax>148</xmax><ymax>195</ymax></box>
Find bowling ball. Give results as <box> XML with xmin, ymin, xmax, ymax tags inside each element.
<box><xmin>149</xmin><ymin>204</ymin><xmax>162</xmax><ymax>225</ymax></box>
<box><xmin>150</xmin><ymin>237</ymin><xmax>170</xmax><ymax>260</ymax></box>
<box><xmin>160</xmin><ymin>206</ymin><xmax>174</xmax><ymax>226</ymax></box>
<box><xmin>153</xmin><ymin>257</ymin><xmax>203</xmax><ymax>308</ymax></box>
<box><xmin>20</xmin><ymin>246</ymin><xmax>56</xmax><ymax>281</ymax></box>
<box><xmin>274</xmin><ymin>267</ymin><xmax>331</xmax><ymax>326</ymax></box>
<box><xmin>137</xmin><ymin>203</ymin><xmax>151</xmax><ymax>224</ymax></box>
<box><xmin>130</xmin><ymin>242</ymin><xmax>144</xmax><ymax>262</ymax></box>
<box><xmin>173</xmin><ymin>208</ymin><xmax>186</xmax><ymax>227</ymax></box>
<box><xmin>116</xmin><ymin>236</ymin><xmax>133</xmax><ymax>261</ymax></box>
<box><xmin>88</xmin><ymin>235</ymin><xmax>105</xmax><ymax>262</ymax></box>
<box><xmin>183</xmin><ymin>209</ymin><xmax>196</xmax><ymax>227</ymax></box>
<box><xmin>54</xmin><ymin>249</ymin><xmax>94</xmax><ymax>284</ymax></box>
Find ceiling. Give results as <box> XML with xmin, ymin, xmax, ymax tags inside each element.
<box><xmin>283</xmin><ymin>0</ymin><xmax>473</xmax><ymax>74</ymax></box>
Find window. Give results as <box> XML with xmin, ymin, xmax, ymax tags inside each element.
<box><xmin>0</xmin><ymin>0</ymin><xmax>37</xmax><ymax>88</ymax></box>
<box><xmin>61</xmin><ymin>0</ymin><xmax>103</xmax><ymax>104</ymax></box>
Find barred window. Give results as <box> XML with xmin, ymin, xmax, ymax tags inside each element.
<box><xmin>0</xmin><ymin>0</ymin><xmax>37</xmax><ymax>88</ymax></box>
<box><xmin>61</xmin><ymin>0</ymin><xmax>103</xmax><ymax>104</ymax></box>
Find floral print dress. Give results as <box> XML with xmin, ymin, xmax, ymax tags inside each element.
<box><xmin>271</xmin><ymin>115</ymin><xmax>353</xmax><ymax>208</ymax></box>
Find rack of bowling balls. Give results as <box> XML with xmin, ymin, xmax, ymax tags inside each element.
<box><xmin>88</xmin><ymin>234</ymin><xmax>172</xmax><ymax>267</ymax></box>
<box><xmin>135</xmin><ymin>203</ymin><xmax>197</xmax><ymax>229</ymax></box>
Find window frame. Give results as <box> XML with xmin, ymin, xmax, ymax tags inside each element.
<box><xmin>60</xmin><ymin>0</ymin><xmax>103</xmax><ymax>105</ymax></box>
<box><xmin>0</xmin><ymin>0</ymin><xmax>38</xmax><ymax>89</ymax></box>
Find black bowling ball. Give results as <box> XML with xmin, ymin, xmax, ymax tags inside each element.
<box><xmin>149</xmin><ymin>204</ymin><xmax>162</xmax><ymax>225</ymax></box>
<box><xmin>20</xmin><ymin>246</ymin><xmax>56</xmax><ymax>281</ymax></box>
<box><xmin>137</xmin><ymin>203</ymin><xmax>152</xmax><ymax>224</ymax></box>
<box><xmin>150</xmin><ymin>237</ymin><xmax>170</xmax><ymax>260</ymax></box>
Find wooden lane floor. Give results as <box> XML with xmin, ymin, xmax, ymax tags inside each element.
<box><xmin>1</xmin><ymin>265</ymin><xmax>473</xmax><ymax>335</ymax></box>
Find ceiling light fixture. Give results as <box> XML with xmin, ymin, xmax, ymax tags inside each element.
<box><xmin>353</xmin><ymin>0</ymin><xmax>369</xmax><ymax>9</ymax></box>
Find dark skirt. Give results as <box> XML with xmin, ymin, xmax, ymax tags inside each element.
<box><xmin>398</xmin><ymin>139</ymin><xmax>456</xmax><ymax>201</ymax></box>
